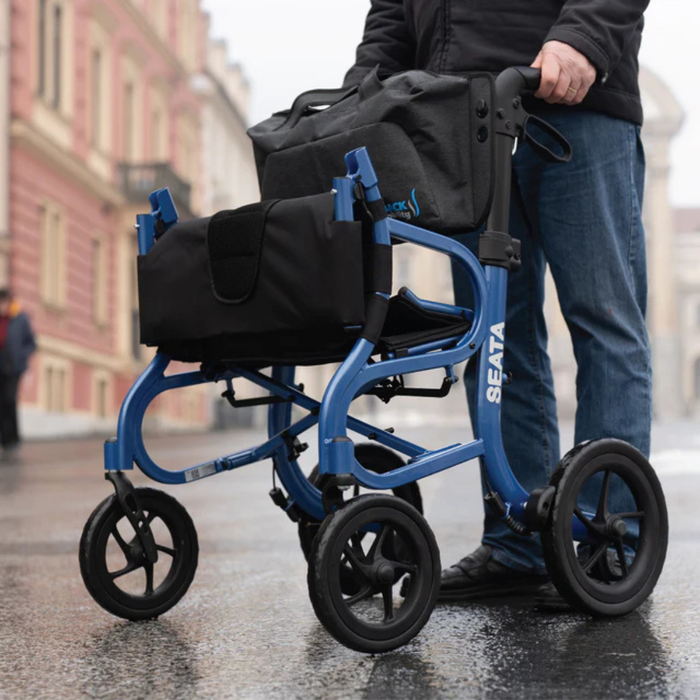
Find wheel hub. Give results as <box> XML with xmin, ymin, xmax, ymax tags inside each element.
<box><xmin>605</xmin><ymin>517</ymin><xmax>627</xmax><ymax>539</ymax></box>
<box><xmin>373</xmin><ymin>561</ymin><xmax>396</xmax><ymax>585</ymax></box>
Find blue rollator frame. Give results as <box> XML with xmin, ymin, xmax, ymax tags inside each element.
<box><xmin>82</xmin><ymin>66</ymin><xmax>667</xmax><ymax>653</ymax></box>
<box><xmin>114</xmin><ymin>146</ymin><xmax>589</xmax><ymax>538</ymax></box>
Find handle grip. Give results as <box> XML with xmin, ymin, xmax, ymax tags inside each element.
<box><xmin>494</xmin><ymin>66</ymin><xmax>541</xmax><ymax>103</ymax></box>
<box><xmin>513</xmin><ymin>67</ymin><xmax>542</xmax><ymax>92</ymax></box>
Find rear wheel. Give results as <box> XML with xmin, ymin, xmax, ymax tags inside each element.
<box><xmin>542</xmin><ymin>439</ymin><xmax>668</xmax><ymax>617</ymax></box>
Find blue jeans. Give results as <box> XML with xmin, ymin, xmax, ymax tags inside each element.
<box><xmin>452</xmin><ymin>109</ymin><xmax>650</xmax><ymax>574</ymax></box>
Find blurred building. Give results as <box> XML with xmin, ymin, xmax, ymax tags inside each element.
<box><xmin>674</xmin><ymin>208</ymin><xmax>700</xmax><ymax>417</ymax></box>
<box><xmin>5</xmin><ymin>0</ymin><xmax>254</xmax><ymax>437</ymax></box>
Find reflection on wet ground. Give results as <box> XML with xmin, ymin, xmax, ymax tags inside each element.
<box><xmin>0</xmin><ymin>426</ymin><xmax>699</xmax><ymax>699</ymax></box>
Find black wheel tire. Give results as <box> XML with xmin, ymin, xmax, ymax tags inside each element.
<box><xmin>542</xmin><ymin>439</ymin><xmax>668</xmax><ymax>617</ymax></box>
<box><xmin>298</xmin><ymin>443</ymin><xmax>423</xmax><ymax>561</ymax></box>
<box><xmin>307</xmin><ymin>494</ymin><xmax>440</xmax><ymax>654</ymax></box>
<box><xmin>80</xmin><ymin>488</ymin><xmax>199</xmax><ymax>621</ymax></box>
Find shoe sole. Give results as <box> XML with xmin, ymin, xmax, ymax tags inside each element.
<box><xmin>437</xmin><ymin>578</ymin><xmax>549</xmax><ymax>603</ymax></box>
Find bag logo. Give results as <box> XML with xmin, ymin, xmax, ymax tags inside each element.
<box><xmin>385</xmin><ymin>189</ymin><xmax>420</xmax><ymax>221</ymax></box>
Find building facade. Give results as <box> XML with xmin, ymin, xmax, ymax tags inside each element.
<box><xmin>7</xmin><ymin>0</ymin><xmax>250</xmax><ymax>437</ymax></box>
<box><xmin>674</xmin><ymin>208</ymin><xmax>700</xmax><ymax>417</ymax></box>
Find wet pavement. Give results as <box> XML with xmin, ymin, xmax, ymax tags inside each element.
<box><xmin>1</xmin><ymin>421</ymin><xmax>700</xmax><ymax>699</ymax></box>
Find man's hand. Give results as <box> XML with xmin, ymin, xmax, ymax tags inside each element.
<box><xmin>531</xmin><ymin>41</ymin><xmax>597</xmax><ymax>105</ymax></box>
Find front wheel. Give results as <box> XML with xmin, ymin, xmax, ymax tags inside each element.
<box><xmin>542</xmin><ymin>439</ymin><xmax>668</xmax><ymax>617</ymax></box>
<box><xmin>79</xmin><ymin>487</ymin><xmax>199</xmax><ymax>621</ymax></box>
<box><xmin>308</xmin><ymin>494</ymin><xmax>440</xmax><ymax>654</ymax></box>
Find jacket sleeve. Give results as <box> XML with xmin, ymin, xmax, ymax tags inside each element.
<box><xmin>545</xmin><ymin>0</ymin><xmax>650</xmax><ymax>81</ymax></box>
<box><xmin>21</xmin><ymin>315</ymin><xmax>36</xmax><ymax>360</ymax></box>
<box><xmin>343</xmin><ymin>0</ymin><xmax>415</xmax><ymax>87</ymax></box>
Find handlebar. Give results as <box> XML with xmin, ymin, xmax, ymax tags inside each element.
<box><xmin>494</xmin><ymin>66</ymin><xmax>541</xmax><ymax>102</ymax></box>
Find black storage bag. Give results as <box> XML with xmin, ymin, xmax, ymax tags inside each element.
<box><xmin>138</xmin><ymin>193</ymin><xmax>367</xmax><ymax>366</ymax></box>
<box><xmin>248</xmin><ymin>69</ymin><xmax>495</xmax><ymax>236</ymax></box>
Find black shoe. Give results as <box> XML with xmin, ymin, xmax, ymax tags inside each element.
<box><xmin>533</xmin><ymin>582</ymin><xmax>571</xmax><ymax>612</ymax></box>
<box><xmin>437</xmin><ymin>544</ymin><xmax>550</xmax><ymax>602</ymax></box>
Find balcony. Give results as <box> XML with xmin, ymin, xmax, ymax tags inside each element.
<box><xmin>117</xmin><ymin>163</ymin><xmax>194</xmax><ymax>218</ymax></box>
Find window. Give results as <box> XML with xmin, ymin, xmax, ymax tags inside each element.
<box><xmin>149</xmin><ymin>84</ymin><xmax>169</xmax><ymax>162</ymax></box>
<box><xmin>95</xmin><ymin>376</ymin><xmax>109</xmax><ymax>418</ymax></box>
<box><xmin>37</xmin><ymin>0</ymin><xmax>66</xmax><ymax>109</ymax></box>
<box><xmin>43</xmin><ymin>362</ymin><xmax>68</xmax><ymax>412</ymax></box>
<box><xmin>38</xmin><ymin>0</ymin><xmax>47</xmax><ymax>97</ymax></box>
<box><xmin>177</xmin><ymin>113</ymin><xmax>198</xmax><ymax>184</ymax></box>
<box><xmin>123</xmin><ymin>81</ymin><xmax>135</xmax><ymax>161</ymax></box>
<box><xmin>53</xmin><ymin>4</ymin><xmax>62</xmax><ymax>108</ymax></box>
<box><xmin>151</xmin><ymin>108</ymin><xmax>162</xmax><ymax>160</ymax></box>
<box><xmin>92</xmin><ymin>235</ymin><xmax>108</xmax><ymax>325</ymax></box>
<box><xmin>88</xmin><ymin>20</ymin><xmax>112</xmax><ymax>156</ymax></box>
<box><xmin>39</xmin><ymin>202</ymin><xmax>66</xmax><ymax>309</ymax></box>
<box><xmin>151</xmin><ymin>0</ymin><xmax>168</xmax><ymax>39</ymax></box>
<box><xmin>178</xmin><ymin>0</ymin><xmax>197</xmax><ymax>72</ymax></box>
<box><xmin>90</xmin><ymin>48</ymin><xmax>101</xmax><ymax>147</ymax></box>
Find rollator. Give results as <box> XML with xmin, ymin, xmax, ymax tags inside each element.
<box><xmin>79</xmin><ymin>67</ymin><xmax>668</xmax><ymax>654</ymax></box>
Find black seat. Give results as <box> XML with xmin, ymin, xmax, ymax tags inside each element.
<box><xmin>157</xmin><ymin>287</ymin><xmax>470</xmax><ymax>367</ymax></box>
<box><xmin>376</xmin><ymin>289</ymin><xmax>471</xmax><ymax>359</ymax></box>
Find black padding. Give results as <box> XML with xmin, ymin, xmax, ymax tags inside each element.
<box><xmin>366</xmin><ymin>197</ymin><xmax>388</xmax><ymax>222</ymax></box>
<box><xmin>367</xmin><ymin>244</ymin><xmax>392</xmax><ymax>295</ymax></box>
<box><xmin>361</xmin><ymin>294</ymin><xmax>390</xmax><ymax>344</ymax></box>
<box><xmin>207</xmin><ymin>200</ymin><xmax>277</xmax><ymax>303</ymax></box>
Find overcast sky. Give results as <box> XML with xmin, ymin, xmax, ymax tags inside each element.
<box><xmin>202</xmin><ymin>0</ymin><xmax>699</xmax><ymax>207</ymax></box>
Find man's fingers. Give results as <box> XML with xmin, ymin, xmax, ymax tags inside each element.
<box><xmin>535</xmin><ymin>56</ymin><xmax>560</xmax><ymax>100</ymax></box>
<box><xmin>571</xmin><ymin>72</ymin><xmax>596</xmax><ymax>104</ymax></box>
<box><xmin>547</xmin><ymin>71</ymin><xmax>571</xmax><ymax>104</ymax></box>
<box><xmin>561</xmin><ymin>76</ymin><xmax>583</xmax><ymax>105</ymax></box>
<box><xmin>571</xmin><ymin>84</ymin><xmax>589</xmax><ymax>105</ymax></box>
<box><xmin>531</xmin><ymin>51</ymin><xmax>543</xmax><ymax>69</ymax></box>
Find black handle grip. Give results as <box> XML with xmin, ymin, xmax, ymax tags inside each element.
<box><xmin>513</xmin><ymin>67</ymin><xmax>542</xmax><ymax>92</ymax></box>
<box><xmin>494</xmin><ymin>66</ymin><xmax>541</xmax><ymax>103</ymax></box>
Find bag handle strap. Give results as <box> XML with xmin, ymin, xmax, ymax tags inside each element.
<box><xmin>282</xmin><ymin>66</ymin><xmax>384</xmax><ymax>129</ymax></box>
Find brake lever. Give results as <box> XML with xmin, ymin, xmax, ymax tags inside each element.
<box><xmin>522</xmin><ymin>114</ymin><xmax>573</xmax><ymax>164</ymax></box>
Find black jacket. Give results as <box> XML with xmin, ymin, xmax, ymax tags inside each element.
<box><xmin>344</xmin><ymin>0</ymin><xmax>650</xmax><ymax>124</ymax></box>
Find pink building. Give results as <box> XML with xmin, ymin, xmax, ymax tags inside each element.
<box><xmin>8</xmin><ymin>0</ymin><xmax>212</xmax><ymax>435</ymax></box>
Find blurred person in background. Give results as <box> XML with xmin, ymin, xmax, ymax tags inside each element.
<box><xmin>0</xmin><ymin>289</ymin><xmax>36</xmax><ymax>460</ymax></box>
